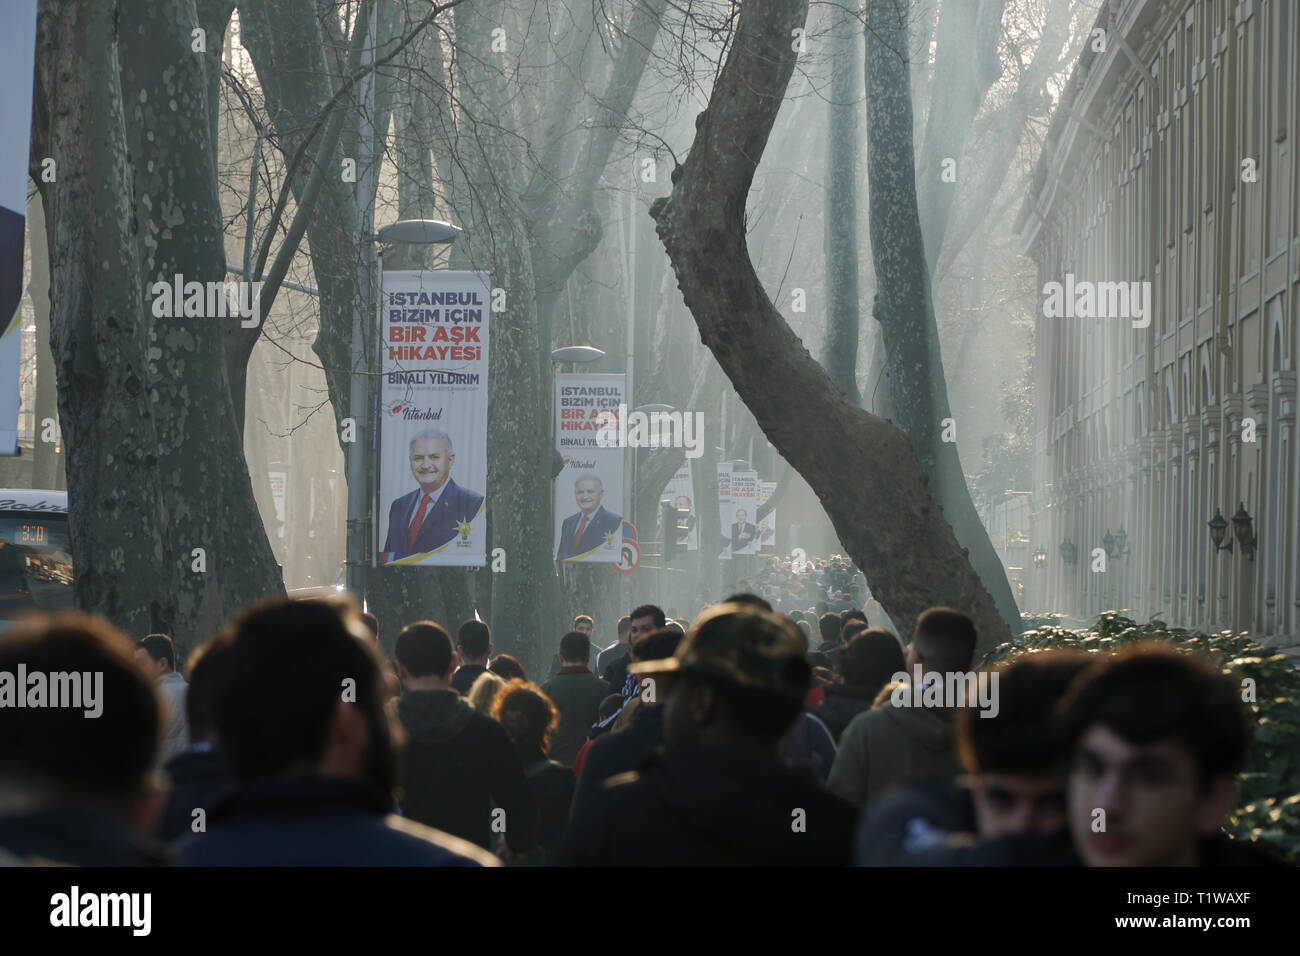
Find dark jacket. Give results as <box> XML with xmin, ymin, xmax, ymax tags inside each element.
<box><xmin>158</xmin><ymin>745</ymin><xmax>236</xmax><ymax>842</ymax></box>
<box><xmin>381</xmin><ymin>479</ymin><xmax>485</xmax><ymax>561</ymax></box>
<box><xmin>780</xmin><ymin>711</ymin><xmax>837</xmax><ymax>783</ymax></box>
<box><xmin>520</xmin><ymin>752</ymin><xmax>575</xmax><ymax>863</ymax></box>
<box><xmin>555</xmin><ymin>742</ymin><xmax>859</xmax><ymax>866</ymax></box>
<box><xmin>174</xmin><ymin>775</ymin><xmax>494</xmax><ymax>866</ymax></box>
<box><xmin>450</xmin><ymin>663</ymin><xmax>488</xmax><ymax>696</ymax></box>
<box><xmin>571</xmin><ymin>701</ymin><xmax>664</xmax><ymax>823</ymax></box>
<box><xmin>814</xmin><ymin>684</ymin><xmax>879</xmax><ymax>743</ymax></box>
<box><xmin>855</xmin><ymin>778</ymin><xmax>979</xmax><ymax>865</ymax></box>
<box><xmin>396</xmin><ymin>688</ymin><xmax>536</xmax><ymax>852</ymax></box>
<box><xmin>556</xmin><ymin>505</ymin><xmax>624</xmax><ymax>560</ymax></box>
<box><xmin>541</xmin><ymin>666</ymin><xmax>611</xmax><ymax>765</ymax></box>
<box><xmin>0</xmin><ymin>805</ymin><xmax>173</xmax><ymax>866</ymax></box>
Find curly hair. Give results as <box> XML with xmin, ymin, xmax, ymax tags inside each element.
<box><xmin>491</xmin><ymin>680</ymin><xmax>561</xmax><ymax>757</ymax></box>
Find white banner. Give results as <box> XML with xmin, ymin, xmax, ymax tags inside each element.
<box><xmin>730</xmin><ymin>469</ymin><xmax>760</xmax><ymax>555</ymax></box>
<box><xmin>269</xmin><ymin>471</ymin><xmax>287</xmax><ymax>539</ymax></box>
<box><xmin>0</xmin><ymin>0</ymin><xmax>38</xmax><ymax>457</ymax></box>
<box><xmin>758</xmin><ymin>480</ymin><xmax>777</xmax><ymax>550</ymax></box>
<box><xmin>660</xmin><ymin>460</ymin><xmax>698</xmax><ymax>551</ymax></box>
<box><xmin>376</xmin><ymin>270</ymin><xmax>490</xmax><ymax>567</ymax></box>
<box><xmin>555</xmin><ymin>373</ymin><xmax>626</xmax><ymax>563</ymax></box>
<box><xmin>717</xmin><ymin>462</ymin><xmax>733</xmax><ymax>560</ymax></box>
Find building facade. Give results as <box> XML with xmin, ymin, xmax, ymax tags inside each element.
<box><xmin>1019</xmin><ymin>0</ymin><xmax>1299</xmax><ymax>645</ymax></box>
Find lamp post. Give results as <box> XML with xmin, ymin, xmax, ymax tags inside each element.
<box><xmin>1231</xmin><ymin>502</ymin><xmax>1257</xmax><ymax>560</ymax></box>
<box><xmin>1208</xmin><ymin>507</ymin><xmax>1233</xmax><ymax>554</ymax></box>
<box><xmin>346</xmin><ymin>219</ymin><xmax>462</xmax><ymax>603</ymax></box>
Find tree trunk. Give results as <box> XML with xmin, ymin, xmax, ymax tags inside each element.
<box><xmin>649</xmin><ymin>0</ymin><xmax>1010</xmax><ymax>658</ymax></box>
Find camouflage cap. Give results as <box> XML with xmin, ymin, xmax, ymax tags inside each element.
<box><xmin>634</xmin><ymin>602</ymin><xmax>810</xmax><ymax>700</ymax></box>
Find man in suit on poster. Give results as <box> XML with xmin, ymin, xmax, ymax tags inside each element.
<box><xmin>556</xmin><ymin>475</ymin><xmax>623</xmax><ymax>560</ymax></box>
<box><xmin>731</xmin><ymin>508</ymin><xmax>758</xmax><ymax>553</ymax></box>
<box><xmin>381</xmin><ymin>430</ymin><xmax>484</xmax><ymax>563</ymax></box>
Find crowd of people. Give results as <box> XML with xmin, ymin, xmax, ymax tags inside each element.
<box><xmin>0</xmin><ymin>588</ymin><xmax>1285</xmax><ymax>867</ymax></box>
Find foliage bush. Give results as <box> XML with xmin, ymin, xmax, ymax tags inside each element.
<box><xmin>989</xmin><ymin>611</ymin><xmax>1300</xmax><ymax>864</ymax></box>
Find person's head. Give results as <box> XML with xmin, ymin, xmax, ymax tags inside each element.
<box><xmin>734</xmin><ymin>509</ymin><xmax>748</xmax><ymax>525</ymax></box>
<box><xmin>210</xmin><ymin>597</ymin><xmax>398</xmax><ymax>795</ymax></box>
<box><xmin>574</xmin><ymin>476</ymin><xmax>604</xmax><ymax>516</ymax></box>
<box><xmin>359</xmin><ymin>612</ymin><xmax>379</xmax><ymax>643</ymax></box>
<box><xmin>492</xmin><ymin>681</ymin><xmax>560</xmax><ymax>758</ymax></box>
<box><xmin>644</xmin><ymin>603</ymin><xmax>810</xmax><ymax>752</ymax></box>
<box><xmin>456</xmin><ymin>618</ymin><xmax>492</xmax><ymax>665</ymax></box>
<box><xmin>840</xmin><ymin>619</ymin><xmax>869</xmax><ymax>644</ymax></box>
<box><xmin>134</xmin><ymin>633</ymin><xmax>176</xmax><ymax>677</ymax></box>
<box><xmin>466</xmin><ymin>670</ymin><xmax>506</xmax><ymax>714</ymax></box>
<box><xmin>955</xmin><ymin>649</ymin><xmax>1092</xmax><ymax>839</ymax></box>
<box><xmin>572</xmin><ymin>614</ymin><xmax>594</xmax><ymax>637</ymax></box>
<box><xmin>0</xmin><ymin>612</ymin><xmax>162</xmax><ymax>829</ymax></box>
<box><xmin>616</xmin><ymin>615</ymin><xmax>632</xmax><ymax>644</ymax></box>
<box><xmin>490</xmin><ymin>653</ymin><xmax>527</xmax><ymax>682</ymax></box>
<box><xmin>817</xmin><ymin>612</ymin><xmax>841</xmax><ymax>646</ymax></box>
<box><xmin>840</xmin><ymin>608</ymin><xmax>867</xmax><ymax>629</ymax></box>
<box><xmin>628</xmin><ymin>604</ymin><xmax>666</xmax><ymax>643</ymax></box>
<box><xmin>907</xmin><ymin>607</ymin><xmax>978</xmax><ymax>675</ymax></box>
<box><xmin>1060</xmin><ymin>643</ymin><xmax>1249</xmax><ymax>867</ymax></box>
<box><xmin>394</xmin><ymin>621</ymin><xmax>457</xmax><ymax>688</ymax></box>
<box><xmin>408</xmin><ymin>430</ymin><xmax>455</xmax><ymax>494</ymax></box>
<box><xmin>673</xmin><ymin>495</ymin><xmax>691</xmax><ymax>512</ymax></box>
<box><xmin>724</xmin><ymin>592</ymin><xmax>772</xmax><ymax>612</ymax></box>
<box><xmin>837</xmin><ymin>627</ymin><xmax>906</xmax><ymax>696</ymax></box>
<box><xmin>184</xmin><ymin>633</ymin><xmax>238</xmax><ymax>747</ymax></box>
<box><xmin>558</xmin><ymin>630</ymin><xmax>591</xmax><ymax>666</ymax></box>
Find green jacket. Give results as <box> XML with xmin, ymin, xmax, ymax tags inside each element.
<box><xmin>826</xmin><ymin>703</ymin><xmax>962</xmax><ymax>809</ymax></box>
<box><xmin>541</xmin><ymin>666</ymin><xmax>611</xmax><ymax>766</ymax></box>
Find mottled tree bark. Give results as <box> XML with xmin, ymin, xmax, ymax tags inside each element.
<box><xmin>649</xmin><ymin>0</ymin><xmax>1009</xmax><ymax>657</ymax></box>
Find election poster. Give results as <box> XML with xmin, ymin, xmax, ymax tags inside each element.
<box><xmin>554</xmin><ymin>373</ymin><xmax>626</xmax><ymax>563</ymax></box>
<box><xmin>757</xmin><ymin>480</ymin><xmax>777</xmax><ymax>550</ymax></box>
<box><xmin>659</xmin><ymin>461</ymin><xmax>698</xmax><ymax>551</ymax></box>
<box><xmin>376</xmin><ymin>270</ymin><xmax>490</xmax><ymax>567</ymax></box>
<box><xmin>717</xmin><ymin>462</ymin><xmax>733</xmax><ymax>560</ymax></box>
<box><xmin>0</xmin><ymin>0</ymin><xmax>38</xmax><ymax>457</ymax></box>
<box><xmin>730</xmin><ymin>469</ymin><xmax>760</xmax><ymax>555</ymax></box>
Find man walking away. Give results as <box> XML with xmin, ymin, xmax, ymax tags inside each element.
<box><xmin>541</xmin><ymin>631</ymin><xmax>610</xmax><ymax>766</ymax></box>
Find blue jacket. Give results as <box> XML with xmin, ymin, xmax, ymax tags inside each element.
<box><xmin>382</xmin><ymin>479</ymin><xmax>484</xmax><ymax>560</ymax></box>
<box><xmin>556</xmin><ymin>505</ymin><xmax>623</xmax><ymax>560</ymax></box>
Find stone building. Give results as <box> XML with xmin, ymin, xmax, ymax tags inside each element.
<box><xmin>1018</xmin><ymin>0</ymin><xmax>1298</xmax><ymax>645</ymax></box>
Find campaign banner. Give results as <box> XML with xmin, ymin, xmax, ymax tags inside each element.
<box><xmin>376</xmin><ymin>270</ymin><xmax>490</xmax><ymax>567</ymax></box>
<box><xmin>730</xmin><ymin>469</ymin><xmax>760</xmax><ymax>555</ymax></box>
<box><xmin>717</xmin><ymin>462</ymin><xmax>733</xmax><ymax>560</ymax></box>
<box><xmin>269</xmin><ymin>471</ymin><xmax>287</xmax><ymax>539</ymax></box>
<box><xmin>555</xmin><ymin>373</ymin><xmax>625</xmax><ymax>563</ymax></box>
<box><xmin>757</xmin><ymin>480</ymin><xmax>777</xmax><ymax>550</ymax></box>
<box><xmin>659</xmin><ymin>460</ymin><xmax>698</xmax><ymax>551</ymax></box>
<box><xmin>0</xmin><ymin>0</ymin><xmax>38</xmax><ymax>457</ymax></box>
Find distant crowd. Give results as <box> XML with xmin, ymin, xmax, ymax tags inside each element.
<box><xmin>0</xmin><ymin>589</ymin><xmax>1285</xmax><ymax>866</ymax></box>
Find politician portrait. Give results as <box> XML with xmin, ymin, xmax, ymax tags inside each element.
<box><xmin>381</xmin><ymin>429</ymin><xmax>485</xmax><ymax>562</ymax></box>
<box><xmin>556</xmin><ymin>474</ymin><xmax>623</xmax><ymax>560</ymax></box>
<box><xmin>731</xmin><ymin>507</ymin><xmax>758</xmax><ymax>553</ymax></box>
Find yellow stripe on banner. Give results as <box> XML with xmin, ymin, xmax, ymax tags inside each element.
<box><xmin>1</xmin><ymin>305</ymin><xmax>22</xmax><ymax>340</ymax></box>
<box><xmin>388</xmin><ymin>497</ymin><xmax>487</xmax><ymax>566</ymax></box>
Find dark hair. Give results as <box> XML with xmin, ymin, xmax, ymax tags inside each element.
<box><xmin>912</xmin><ymin>607</ymin><xmax>978</xmax><ymax>674</ymax></box>
<box><xmin>617</xmin><ymin>616</ymin><xmax>632</xmax><ymax>637</ymax></box>
<box><xmin>185</xmin><ymin>633</ymin><xmax>236</xmax><ymax>745</ymax></box>
<box><xmin>558</xmin><ymin>630</ymin><xmax>591</xmax><ymax>663</ymax></box>
<box><xmin>1059</xmin><ymin>643</ymin><xmax>1250</xmax><ymax>788</ymax></box>
<box><xmin>360</xmin><ymin>612</ymin><xmax>379</xmax><ymax>641</ymax></box>
<box><xmin>457</xmin><ymin>619</ymin><xmax>491</xmax><ymax>660</ymax></box>
<box><xmin>724</xmin><ymin>593</ymin><xmax>773</xmax><ymax>612</ymax></box>
<box><xmin>573</xmin><ymin>614</ymin><xmax>594</xmax><ymax>628</ymax></box>
<box><xmin>490</xmin><ymin>653</ymin><xmax>527</xmax><ymax>682</ymax></box>
<box><xmin>0</xmin><ymin>612</ymin><xmax>160</xmax><ymax>811</ymax></box>
<box><xmin>395</xmin><ymin>621</ymin><xmax>455</xmax><ymax>678</ymax></box>
<box><xmin>631</xmin><ymin>627</ymin><xmax>684</xmax><ymax>662</ymax></box>
<box><xmin>212</xmin><ymin>597</ymin><xmax>391</xmax><ymax>784</ymax></box>
<box><xmin>840</xmin><ymin>608</ymin><xmax>868</xmax><ymax>627</ymax></box>
<box><xmin>837</xmin><ymin>628</ymin><xmax>906</xmax><ymax>697</ymax></box>
<box><xmin>629</xmin><ymin>604</ymin><xmax>667</xmax><ymax>629</ymax></box>
<box><xmin>137</xmin><ymin>632</ymin><xmax>176</xmax><ymax>672</ymax></box>
<box><xmin>956</xmin><ymin>649</ymin><xmax>1092</xmax><ymax>775</ymax></box>
<box><xmin>817</xmin><ymin>612</ymin><xmax>841</xmax><ymax>644</ymax></box>
<box><xmin>841</xmin><ymin>619</ymin><xmax>869</xmax><ymax>643</ymax></box>
<box><xmin>492</xmin><ymin>680</ymin><xmax>559</xmax><ymax>758</ymax></box>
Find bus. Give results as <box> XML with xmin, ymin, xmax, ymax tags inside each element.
<box><xmin>0</xmin><ymin>489</ymin><xmax>73</xmax><ymax>621</ymax></box>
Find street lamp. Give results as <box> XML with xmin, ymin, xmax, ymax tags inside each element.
<box><xmin>346</xmin><ymin>218</ymin><xmax>461</xmax><ymax>602</ymax></box>
<box><xmin>1208</xmin><ymin>507</ymin><xmax>1233</xmax><ymax>554</ymax></box>
<box><xmin>1232</xmin><ymin>502</ymin><xmax>1257</xmax><ymax>560</ymax></box>
<box><xmin>551</xmin><ymin>346</ymin><xmax>607</xmax><ymax>365</ymax></box>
